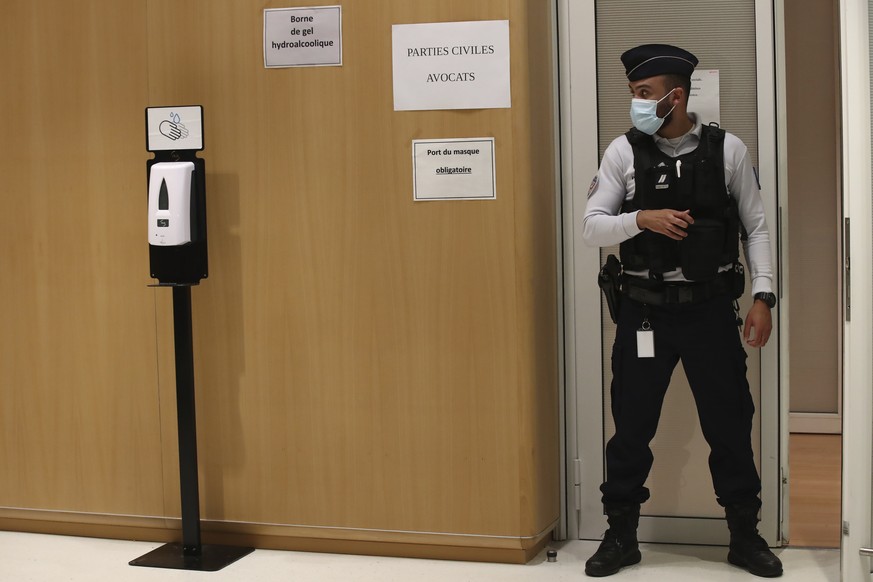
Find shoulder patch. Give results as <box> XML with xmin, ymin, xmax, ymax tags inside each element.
<box><xmin>587</xmin><ymin>174</ymin><xmax>599</xmax><ymax>198</ymax></box>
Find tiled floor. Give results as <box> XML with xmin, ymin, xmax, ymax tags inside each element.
<box><xmin>0</xmin><ymin>531</ymin><xmax>839</xmax><ymax>582</ymax></box>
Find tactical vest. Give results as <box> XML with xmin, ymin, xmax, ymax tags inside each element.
<box><xmin>619</xmin><ymin>124</ymin><xmax>740</xmax><ymax>281</ymax></box>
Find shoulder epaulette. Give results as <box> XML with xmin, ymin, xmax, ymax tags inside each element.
<box><xmin>702</xmin><ymin>122</ymin><xmax>725</xmax><ymax>142</ymax></box>
<box><xmin>624</xmin><ymin>127</ymin><xmax>648</xmax><ymax>145</ymax></box>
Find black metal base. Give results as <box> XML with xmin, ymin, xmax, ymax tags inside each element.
<box><xmin>129</xmin><ymin>543</ymin><xmax>255</xmax><ymax>572</ymax></box>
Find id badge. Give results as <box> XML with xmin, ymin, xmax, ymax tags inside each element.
<box><xmin>637</xmin><ymin>318</ymin><xmax>654</xmax><ymax>358</ymax></box>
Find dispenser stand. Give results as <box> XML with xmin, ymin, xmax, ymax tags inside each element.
<box><xmin>130</xmin><ymin>286</ymin><xmax>254</xmax><ymax>572</ymax></box>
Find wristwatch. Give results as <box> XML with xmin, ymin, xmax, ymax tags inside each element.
<box><xmin>753</xmin><ymin>292</ymin><xmax>777</xmax><ymax>308</ymax></box>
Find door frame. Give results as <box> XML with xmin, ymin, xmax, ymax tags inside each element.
<box><xmin>840</xmin><ymin>0</ymin><xmax>873</xmax><ymax>579</ymax></box>
<box><xmin>557</xmin><ymin>0</ymin><xmax>787</xmax><ymax>545</ymax></box>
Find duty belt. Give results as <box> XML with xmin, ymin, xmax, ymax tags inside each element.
<box><xmin>622</xmin><ymin>272</ymin><xmax>734</xmax><ymax>305</ymax></box>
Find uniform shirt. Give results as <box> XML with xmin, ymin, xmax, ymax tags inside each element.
<box><xmin>582</xmin><ymin>114</ymin><xmax>773</xmax><ymax>296</ymax></box>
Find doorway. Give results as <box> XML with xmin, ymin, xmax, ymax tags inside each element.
<box><xmin>557</xmin><ymin>0</ymin><xmax>848</xmax><ymax>554</ymax></box>
<box><xmin>783</xmin><ymin>0</ymin><xmax>843</xmax><ymax>550</ymax></box>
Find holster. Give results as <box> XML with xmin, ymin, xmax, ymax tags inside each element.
<box><xmin>731</xmin><ymin>262</ymin><xmax>746</xmax><ymax>299</ymax></box>
<box><xmin>598</xmin><ymin>254</ymin><xmax>623</xmax><ymax>324</ymax></box>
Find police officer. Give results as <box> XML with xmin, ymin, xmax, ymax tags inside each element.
<box><xmin>582</xmin><ymin>44</ymin><xmax>781</xmax><ymax>578</ymax></box>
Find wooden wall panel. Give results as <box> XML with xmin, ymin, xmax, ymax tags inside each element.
<box><xmin>0</xmin><ymin>1</ymin><xmax>163</xmax><ymax>515</ymax></box>
<box><xmin>513</xmin><ymin>0</ymin><xmax>560</xmax><ymax>537</ymax></box>
<box><xmin>1</xmin><ymin>0</ymin><xmax>557</xmax><ymax>562</ymax></box>
<box><xmin>148</xmin><ymin>0</ymin><xmax>557</xmax><ymax>545</ymax></box>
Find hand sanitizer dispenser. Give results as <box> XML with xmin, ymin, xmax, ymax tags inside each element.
<box><xmin>148</xmin><ymin>161</ymin><xmax>195</xmax><ymax>246</ymax></box>
<box><xmin>145</xmin><ymin>105</ymin><xmax>208</xmax><ymax>284</ymax></box>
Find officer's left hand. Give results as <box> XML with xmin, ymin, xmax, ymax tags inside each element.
<box><xmin>743</xmin><ymin>301</ymin><xmax>772</xmax><ymax>348</ymax></box>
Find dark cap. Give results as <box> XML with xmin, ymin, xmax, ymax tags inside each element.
<box><xmin>621</xmin><ymin>44</ymin><xmax>698</xmax><ymax>81</ymax></box>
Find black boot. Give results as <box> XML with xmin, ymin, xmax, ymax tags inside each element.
<box><xmin>725</xmin><ymin>502</ymin><xmax>783</xmax><ymax>577</ymax></box>
<box><xmin>585</xmin><ymin>503</ymin><xmax>642</xmax><ymax>577</ymax></box>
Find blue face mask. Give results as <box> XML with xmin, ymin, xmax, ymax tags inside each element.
<box><xmin>630</xmin><ymin>88</ymin><xmax>677</xmax><ymax>135</ymax></box>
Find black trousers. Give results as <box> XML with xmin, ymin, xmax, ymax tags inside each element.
<box><xmin>600</xmin><ymin>294</ymin><xmax>762</xmax><ymax>508</ymax></box>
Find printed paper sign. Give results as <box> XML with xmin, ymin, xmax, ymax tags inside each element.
<box><xmin>146</xmin><ymin>106</ymin><xmax>203</xmax><ymax>152</ymax></box>
<box><xmin>412</xmin><ymin>138</ymin><xmax>496</xmax><ymax>201</ymax></box>
<box><xmin>393</xmin><ymin>20</ymin><xmax>511</xmax><ymax>111</ymax></box>
<box><xmin>264</xmin><ymin>6</ymin><xmax>342</xmax><ymax>68</ymax></box>
<box><xmin>688</xmin><ymin>69</ymin><xmax>720</xmax><ymax>126</ymax></box>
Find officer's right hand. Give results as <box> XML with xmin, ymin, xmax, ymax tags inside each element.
<box><xmin>636</xmin><ymin>209</ymin><xmax>694</xmax><ymax>240</ymax></box>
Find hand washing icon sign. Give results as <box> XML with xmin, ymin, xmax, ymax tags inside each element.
<box><xmin>159</xmin><ymin>112</ymin><xmax>189</xmax><ymax>141</ymax></box>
